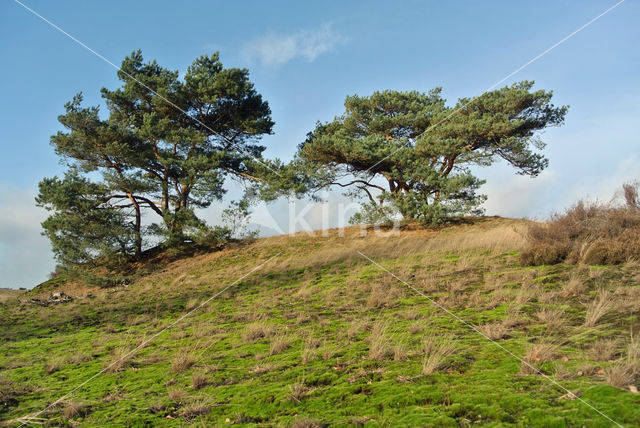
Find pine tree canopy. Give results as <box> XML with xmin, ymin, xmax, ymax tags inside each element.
<box><xmin>293</xmin><ymin>81</ymin><xmax>568</xmax><ymax>223</ymax></box>
<box><xmin>37</xmin><ymin>50</ymin><xmax>274</xmax><ymax>269</ymax></box>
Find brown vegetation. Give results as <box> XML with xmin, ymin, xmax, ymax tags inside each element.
<box><xmin>520</xmin><ymin>181</ymin><xmax>640</xmax><ymax>266</ymax></box>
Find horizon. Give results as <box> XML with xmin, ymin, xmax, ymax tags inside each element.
<box><xmin>1</xmin><ymin>0</ymin><xmax>638</xmax><ymax>288</ymax></box>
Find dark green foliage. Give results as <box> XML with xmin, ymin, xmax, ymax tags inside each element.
<box><xmin>36</xmin><ymin>171</ymin><xmax>135</xmax><ymax>268</ymax></box>
<box><xmin>38</xmin><ymin>50</ymin><xmax>274</xmax><ymax>272</ymax></box>
<box><xmin>294</xmin><ymin>82</ymin><xmax>567</xmax><ymax>224</ymax></box>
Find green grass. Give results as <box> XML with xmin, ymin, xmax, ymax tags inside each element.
<box><xmin>1</xmin><ymin>220</ymin><xmax>639</xmax><ymax>426</ymax></box>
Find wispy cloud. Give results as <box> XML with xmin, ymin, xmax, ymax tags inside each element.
<box><xmin>242</xmin><ymin>23</ymin><xmax>347</xmax><ymax>68</ymax></box>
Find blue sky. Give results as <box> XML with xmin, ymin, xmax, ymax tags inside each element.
<box><xmin>0</xmin><ymin>0</ymin><xmax>638</xmax><ymax>288</ymax></box>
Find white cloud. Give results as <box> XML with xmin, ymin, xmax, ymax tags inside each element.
<box><xmin>0</xmin><ymin>184</ymin><xmax>55</xmax><ymax>289</ymax></box>
<box><xmin>242</xmin><ymin>24</ymin><xmax>346</xmax><ymax>68</ymax></box>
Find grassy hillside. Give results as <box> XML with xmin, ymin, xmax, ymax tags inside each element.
<box><xmin>1</xmin><ymin>218</ymin><xmax>639</xmax><ymax>427</ymax></box>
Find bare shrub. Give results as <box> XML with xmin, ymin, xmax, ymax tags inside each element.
<box><xmin>521</xmin><ymin>183</ymin><xmax>640</xmax><ymax>266</ymax></box>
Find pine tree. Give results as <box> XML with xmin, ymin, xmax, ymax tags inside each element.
<box><xmin>294</xmin><ymin>82</ymin><xmax>568</xmax><ymax>223</ymax></box>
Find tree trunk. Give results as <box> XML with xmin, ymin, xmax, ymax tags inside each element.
<box><xmin>126</xmin><ymin>193</ymin><xmax>142</xmax><ymax>259</ymax></box>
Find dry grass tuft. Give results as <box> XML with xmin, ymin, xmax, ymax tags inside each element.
<box><xmin>184</xmin><ymin>297</ymin><xmax>200</xmax><ymax>311</ymax></box>
<box><xmin>105</xmin><ymin>346</ymin><xmax>134</xmax><ymax>373</ymax></box>
<box><xmin>61</xmin><ymin>401</ymin><xmax>89</xmax><ymax>419</ymax></box>
<box><xmin>561</xmin><ymin>275</ymin><xmax>587</xmax><ymax>297</ymax></box>
<box><xmin>584</xmin><ymin>290</ymin><xmax>613</xmax><ymax>327</ymax></box>
<box><xmin>289</xmin><ymin>417</ymin><xmax>322</xmax><ymax>428</ymax></box>
<box><xmin>477</xmin><ymin>321</ymin><xmax>509</xmax><ymax>340</ymax></box>
<box><xmin>191</xmin><ymin>372</ymin><xmax>209</xmax><ymax>390</ymax></box>
<box><xmin>250</xmin><ymin>363</ymin><xmax>277</xmax><ymax>374</ymax></box>
<box><xmin>408</xmin><ymin>322</ymin><xmax>422</xmax><ymax>334</ymax></box>
<box><xmin>44</xmin><ymin>356</ymin><xmax>65</xmax><ymax>374</ymax></box>
<box><xmin>242</xmin><ymin>323</ymin><xmax>274</xmax><ymax>343</ymax></box>
<box><xmin>179</xmin><ymin>398</ymin><xmax>211</xmax><ymax>420</ymax></box>
<box><xmin>588</xmin><ymin>339</ymin><xmax>620</xmax><ymax>362</ymax></box>
<box><xmin>366</xmin><ymin>284</ymin><xmax>399</xmax><ymax>308</ymax></box>
<box><xmin>421</xmin><ymin>334</ymin><xmax>456</xmax><ymax>375</ymax></box>
<box><xmin>603</xmin><ymin>362</ymin><xmax>637</xmax><ymax>390</ymax></box>
<box><xmin>171</xmin><ymin>349</ymin><xmax>197</xmax><ymax>373</ymax></box>
<box><xmin>167</xmin><ymin>387</ymin><xmax>188</xmax><ymax>403</ymax></box>
<box><xmin>368</xmin><ymin>332</ymin><xmax>392</xmax><ymax>361</ymax></box>
<box><xmin>520</xmin><ymin>343</ymin><xmax>559</xmax><ymax>375</ymax></box>
<box><xmin>269</xmin><ymin>335</ymin><xmax>291</xmax><ymax>356</ymax></box>
<box><xmin>289</xmin><ymin>382</ymin><xmax>309</xmax><ymax>402</ymax></box>
<box><xmin>535</xmin><ymin>307</ymin><xmax>566</xmax><ymax>329</ymax></box>
<box><xmin>393</xmin><ymin>345</ymin><xmax>408</xmax><ymax>361</ymax></box>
